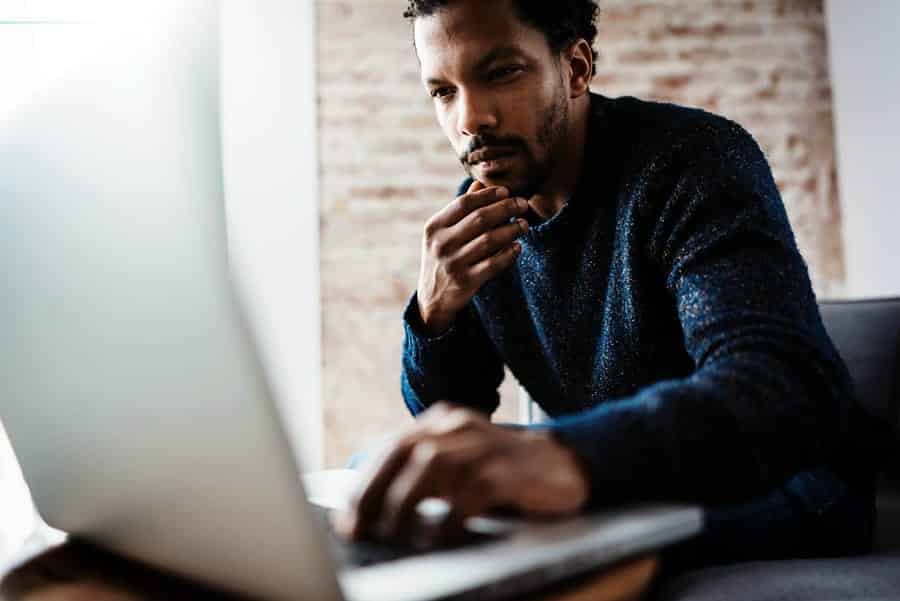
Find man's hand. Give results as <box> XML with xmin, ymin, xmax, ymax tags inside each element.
<box><xmin>416</xmin><ymin>180</ymin><xmax>530</xmax><ymax>335</ymax></box>
<box><xmin>337</xmin><ymin>403</ymin><xmax>590</xmax><ymax>545</ymax></box>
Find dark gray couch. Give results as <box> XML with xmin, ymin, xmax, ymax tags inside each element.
<box><xmin>658</xmin><ymin>298</ymin><xmax>900</xmax><ymax>600</ymax></box>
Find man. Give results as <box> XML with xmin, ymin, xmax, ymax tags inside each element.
<box><xmin>339</xmin><ymin>0</ymin><xmax>889</xmax><ymax>570</ymax></box>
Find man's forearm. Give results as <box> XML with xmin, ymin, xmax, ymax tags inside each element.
<box><xmin>545</xmin><ymin>342</ymin><xmax>846</xmax><ymax>508</ymax></box>
<box><xmin>401</xmin><ymin>293</ymin><xmax>504</xmax><ymax>417</ymax></box>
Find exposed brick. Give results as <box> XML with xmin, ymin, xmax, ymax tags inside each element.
<box><xmin>617</xmin><ymin>48</ymin><xmax>671</xmax><ymax>64</ymax></box>
<box><xmin>652</xmin><ymin>73</ymin><xmax>695</xmax><ymax>92</ymax></box>
<box><xmin>677</xmin><ymin>46</ymin><xmax>731</xmax><ymax>63</ymax></box>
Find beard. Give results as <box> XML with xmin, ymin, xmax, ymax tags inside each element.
<box><xmin>459</xmin><ymin>88</ymin><xmax>569</xmax><ymax>198</ymax></box>
<box><xmin>529</xmin><ymin>88</ymin><xmax>569</xmax><ymax>194</ymax></box>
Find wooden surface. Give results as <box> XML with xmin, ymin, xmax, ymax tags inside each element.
<box><xmin>0</xmin><ymin>534</ymin><xmax>657</xmax><ymax>601</ymax></box>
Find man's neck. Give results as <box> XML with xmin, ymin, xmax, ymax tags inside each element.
<box><xmin>529</xmin><ymin>94</ymin><xmax>591</xmax><ymax>220</ymax></box>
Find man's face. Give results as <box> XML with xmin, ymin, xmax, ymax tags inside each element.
<box><xmin>414</xmin><ymin>0</ymin><xmax>570</xmax><ymax>197</ymax></box>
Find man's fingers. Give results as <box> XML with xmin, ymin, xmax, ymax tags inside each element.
<box><xmin>436</xmin><ymin>463</ymin><xmax>507</xmax><ymax>544</ymax></box>
<box><xmin>344</xmin><ymin>405</ymin><xmax>462</xmax><ymax>541</ymax></box>
<box><xmin>455</xmin><ymin>219</ymin><xmax>528</xmax><ymax>267</ymax></box>
<box><xmin>429</xmin><ymin>186</ymin><xmax>509</xmax><ymax>230</ymax></box>
<box><xmin>378</xmin><ymin>444</ymin><xmax>444</xmax><ymax>540</ymax></box>
<box><xmin>467</xmin><ymin>241</ymin><xmax>522</xmax><ymax>287</ymax></box>
<box><xmin>466</xmin><ymin>179</ymin><xmax>485</xmax><ymax>195</ymax></box>
<box><xmin>380</xmin><ymin>431</ymin><xmax>491</xmax><ymax>541</ymax></box>
<box><xmin>450</xmin><ymin>195</ymin><xmax>529</xmax><ymax>242</ymax></box>
<box><xmin>347</xmin><ymin>438</ymin><xmax>416</xmax><ymax>539</ymax></box>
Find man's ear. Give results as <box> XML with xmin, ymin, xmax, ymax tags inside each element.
<box><xmin>565</xmin><ymin>39</ymin><xmax>593</xmax><ymax>99</ymax></box>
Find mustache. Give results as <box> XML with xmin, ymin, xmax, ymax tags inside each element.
<box><xmin>459</xmin><ymin>134</ymin><xmax>526</xmax><ymax>164</ymax></box>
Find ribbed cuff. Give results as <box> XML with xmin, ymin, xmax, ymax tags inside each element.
<box><xmin>402</xmin><ymin>292</ymin><xmax>472</xmax><ymax>366</ymax></box>
<box><xmin>542</xmin><ymin>397</ymin><xmax>666</xmax><ymax>508</ymax></box>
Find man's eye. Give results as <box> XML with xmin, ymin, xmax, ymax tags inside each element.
<box><xmin>430</xmin><ymin>87</ymin><xmax>455</xmax><ymax>100</ymax></box>
<box><xmin>489</xmin><ymin>65</ymin><xmax>523</xmax><ymax>81</ymax></box>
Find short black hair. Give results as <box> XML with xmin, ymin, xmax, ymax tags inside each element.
<box><xmin>403</xmin><ymin>0</ymin><xmax>600</xmax><ymax>76</ymax></box>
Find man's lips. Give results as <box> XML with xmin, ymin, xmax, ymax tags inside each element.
<box><xmin>468</xmin><ymin>147</ymin><xmax>518</xmax><ymax>165</ymax></box>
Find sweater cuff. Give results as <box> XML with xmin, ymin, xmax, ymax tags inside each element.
<box><xmin>403</xmin><ymin>292</ymin><xmax>474</xmax><ymax>364</ymax></box>
<box><xmin>543</xmin><ymin>398</ymin><xmax>665</xmax><ymax>508</ymax></box>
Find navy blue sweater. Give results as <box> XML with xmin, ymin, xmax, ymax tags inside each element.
<box><xmin>401</xmin><ymin>93</ymin><xmax>882</xmax><ymax>507</ymax></box>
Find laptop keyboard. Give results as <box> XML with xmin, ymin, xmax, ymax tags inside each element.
<box><xmin>312</xmin><ymin>505</ymin><xmax>498</xmax><ymax>569</ymax></box>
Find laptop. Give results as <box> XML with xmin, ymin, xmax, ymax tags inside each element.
<box><xmin>0</xmin><ymin>3</ymin><xmax>702</xmax><ymax>600</ymax></box>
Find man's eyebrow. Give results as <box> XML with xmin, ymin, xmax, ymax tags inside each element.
<box><xmin>473</xmin><ymin>46</ymin><xmax>526</xmax><ymax>71</ymax></box>
<box><xmin>424</xmin><ymin>46</ymin><xmax>527</xmax><ymax>86</ymax></box>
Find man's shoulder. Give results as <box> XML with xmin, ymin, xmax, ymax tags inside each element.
<box><xmin>593</xmin><ymin>93</ymin><xmax>758</xmax><ymax>164</ymax></box>
<box><xmin>590</xmin><ymin>94</ymin><xmax>778</xmax><ymax>229</ymax></box>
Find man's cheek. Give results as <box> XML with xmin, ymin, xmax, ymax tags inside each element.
<box><xmin>436</xmin><ymin>114</ymin><xmax>457</xmax><ymax>146</ymax></box>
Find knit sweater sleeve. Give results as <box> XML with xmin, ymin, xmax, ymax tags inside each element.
<box><xmin>400</xmin><ymin>177</ymin><xmax>506</xmax><ymax>417</ymax></box>
<box><xmin>401</xmin><ymin>293</ymin><xmax>505</xmax><ymax>416</ymax></box>
<box><xmin>548</xmin><ymin>124</ymin><xmax>853</xmax><ymax>506</ymax></box>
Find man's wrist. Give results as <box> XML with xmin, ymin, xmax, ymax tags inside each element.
<box><xmin>527</xmin><ymin>430</ymin><xmax>591</xmax><ymax>511</ymax></box>
<box><xmin>417</xmin><ymin>297</ymin><xmax>456</xmax><ymax>337</ymax></box>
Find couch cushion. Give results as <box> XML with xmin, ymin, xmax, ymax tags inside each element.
<box><xmin>876</xmin><ymin>491</ymin><xmax>900</xmax><ymax>551</ymax></box>
<box><xmin>819</xmin><ymin>299</ymin><xmax>900</xmax><ymax>428</ymax></box>
<box><xmin>657</xmin><ymin>555</ymin><xmax>900</xmax><ymax>601</ymax></box>
<box><xmin>819</xmin><ymin>299</ymin><xmax>900</xmax><ymax>549</ymax></box>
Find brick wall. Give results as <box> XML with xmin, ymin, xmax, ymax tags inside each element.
<box><xmin>317</xmin><ymin>0</ymin><xmax>843</xmax><ymax>467</ymax></box>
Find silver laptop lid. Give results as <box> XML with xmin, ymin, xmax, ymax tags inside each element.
<box><xmin>0</xmin><ymin>4</ymin><xmax>341</xmax><ymax>600</ymax></box>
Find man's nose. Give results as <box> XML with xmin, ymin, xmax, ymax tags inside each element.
<box><xmin>456</xmin><ymin>91</ymin><xmax>498</xmax><ymax>138</ymax></box>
